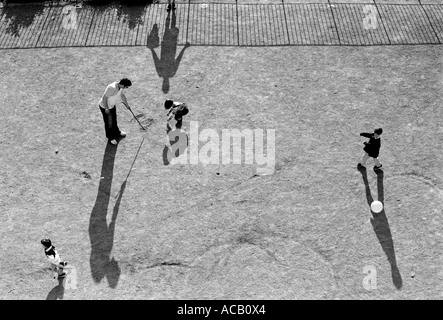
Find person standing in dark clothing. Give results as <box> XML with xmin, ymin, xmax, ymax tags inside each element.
<box><xmin>357</xmin><ymin>128</ymin><xmax>383</xmax><ymax>171</ymax></box>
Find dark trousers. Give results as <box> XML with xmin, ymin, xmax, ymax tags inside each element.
<box><xmin>99</xmin><ymin>106</ymin><xmax>121</xmax><ymax>140</ymax></box>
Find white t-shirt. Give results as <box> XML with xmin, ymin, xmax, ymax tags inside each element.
<box><xmin>45</xmin><ymin>247</ymin><xmax>61</xmax><ymax>265</ymax></box>
<box><xmin>99</xmin><ymin>81</ymin><xmax>124</xmax><ymax>109</ymax></box>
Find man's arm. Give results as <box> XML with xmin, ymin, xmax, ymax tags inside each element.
<box><xmin>121</xmin><ymin>93</ymin><xmax>131</xmax><ymax>110</ymax></box>
<box><xmin>360</xmin><ymin>133</ymin><xmax>373</xmax><ymax>139</ymax></box>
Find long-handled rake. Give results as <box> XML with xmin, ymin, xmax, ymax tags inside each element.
<box><xmin>125</xmin><ymin>103</ymin><xmax>146</xmax><ymax>131</ymax></box>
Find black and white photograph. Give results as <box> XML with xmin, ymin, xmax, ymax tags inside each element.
<box><xmin>0</xmin><ymin>0</ymin><xmax>442</xmax><ymax>306</ymax></box>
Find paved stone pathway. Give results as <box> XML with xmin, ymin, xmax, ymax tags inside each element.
<box><xmin>0</xmin><ymin>0</ymin><xmax>442</xmax><ymax>48</ymax></box>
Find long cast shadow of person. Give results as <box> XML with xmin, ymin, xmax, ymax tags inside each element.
<box><xmin>89</xmin><ymin>143</ymin><xmax>124</xmax><ymax>288</ymax></box>
<box><xmin>358</xmin><ymin>167</ymin><xmax>403</xmax><ymax>289</ymax></box>
<box><xmin>46</xmin><ymin>278</ymin><xmax>65</xmax><ymax>300</ymax></box>
<box><xmin>148</xmin><ymin>3</ymin><xmax>191</xmax><ymax>93</ymax></box>
<box><xmin>162</xmin><ymin>121</ymin><xmax>188</xmax><ymax>165</ymax></box>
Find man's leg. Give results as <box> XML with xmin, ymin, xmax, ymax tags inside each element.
<box><xmin>100</xmin><ymin>106</ymin><xmax>111</xmax><ymax>139</ymax></box>
<box><xmin>109</xmin><ymin>107</ymin><xmax>121</xmax><ymax>140</ymax></box>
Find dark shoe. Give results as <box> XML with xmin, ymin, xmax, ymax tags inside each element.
<box><xmin>374</xmin><ymin>165</ymin><xmax>383</xmax><ymax>171</ymax></box>
<box><xmin>357</xmin><ymin>163</ymin><xmax>366</xmax><ymax>169</ymax></box>
<box><xmin>60</xmin><ymin>261</ymin><xmax>68</xmax><ymax>267</ymax></box>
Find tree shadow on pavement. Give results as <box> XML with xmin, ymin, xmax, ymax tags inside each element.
<box><xmin>85</xmin><ymin>1</ymin><xmax>155</xmax><ymax>30</ymax></box>
<box><xmin>89</xmin><ymin>143</ymin><xmax>121</xmax><ymax>288</ymax></box>
<box><xmin>2</xmin><ymin>4</ymin><xmax>45</xmax><ymax>37</ymax></box>
<box><xmin>147</xmin><ymin>2</ymin><xmax>191</xmax><ymax>93</ymax></box>
<box><xmin>86</xmin><ymin>0</ymin><xmax>155</xmax><ymax>4</ymax></box>
<box><xmin>358</xmin><ymin>167</ymin><xmax>403</xmax><ymax>289</ymax></box>
<box><xmin>2</xmin><ymin>1</ymin><xmax>155</xmax><ymax>37</ymax></box>
<box><xmin>115</xmin><ymin>1</ymin><xmax>154</xmax><ymax>30</ymax></box>
<box><xmin>46</xmin><ymin>278</ymin><xmax>65</xmax><ymax>300</ymax></box>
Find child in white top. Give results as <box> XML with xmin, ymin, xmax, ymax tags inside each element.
<box><xmin>41</xmin><ymin>239</ymin><xmax>68</xmax><ymax>279</ymax></box>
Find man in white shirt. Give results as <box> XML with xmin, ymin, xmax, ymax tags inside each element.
<box><xmin>98</xmin><ymin>78</ymin><xmax>132</xmax><ymax>145</ymax></box>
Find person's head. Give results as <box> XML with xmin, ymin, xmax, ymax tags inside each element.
<box><xmin>164</xmin><ymin>99</ymin><xmax>174</xmax><ymax>110</ymax></box>
<box><xmin>41</xmin><ymin>238</ymin><xmax>52</xmax><ymax>249</ymax></box>
<box><xmin>118</xmin><ymin>78</ymin><xmax>132</xmax><ymax>89</ymax></box>
<box><xmin>374</xmin><ymin>128</ymin><xmax>383</xmax><ymax>138</ymax></box>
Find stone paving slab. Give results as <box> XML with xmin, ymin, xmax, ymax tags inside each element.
<box><xmin>420</xmin><ymin>0</ymin><xmax>443</xmax><ymax>4</ymax></box>
<box><xmin>0</xmin><ymin>2</ymin><xmax>442</xmax><ymax>48</ymax></box>
<box><xmin>237</xmin><ymin>3</ymin><xmax>288</xmax><ymax>45</ymax></box>
<box><xmin>85</xmin><ymin>7</ymin><xmax>129</xmax><ymax>46</ymax></box>
<box><xmin>421</xmin><ymin>4</ymin><xmax>443</xmax><ymax>42</ymax></box>
<box><xmin>329</xmin><ymin>0</ymin><xmax>375</xmax><ymax>3</ymax></box>
<box><xmin>332</xmin><ymin>3</ymin><xmax>390</xmax><ymax>45</ymax></box>
<box><xmin>237</xmin><ymin>0</ymin><xmax>283</xmax><ymax>3</ymax></box>
<box><xmin>285</xmin><ymin>3</ymin><xmax>339</xmax><ymax>45</ymax></box>
<box><xmin>188</xmin><ymin>3</ymin><xmax>238</xmax><ymax>46</ymax></box>
<box><xmin>284</xmin><ymin>0</ymin><xmax>329</xmax><ymax>3</ymax></box>
<box><xmin>375</xmin><ymin>0</ymin><xmax>420</xmax><ymax>4</ymax></box>
<box><xmin>37</xmin><ymin>6</ymin><xmax>87</xmax><ymax>47</ymax></box>
<box><xmin>377</xmin><ymin>3</ymin><xmax>440</xmax><ymax>44</ymax></box>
